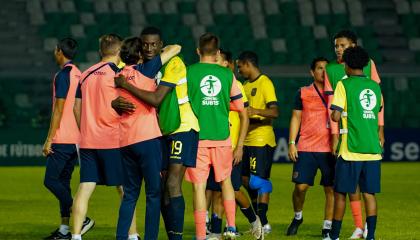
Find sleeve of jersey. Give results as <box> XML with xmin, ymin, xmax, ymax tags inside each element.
<box><xmin>135</xmin><ymin>55</ymin><xmax>162</xmax><ymax>78</ymax></box>
<box><xmin>324</xmin><ymin>71</ymin><xmax>333</xmax><ymax>96</ymax></box>
<box><xmin>159</xmin><ymin>57</ymin><xmax>186</xmax><ymax>88</ymax></box>
<box><xmin>55</xmin><ymin>68</ymin><xmax>71</xmax><ymax>98</ymax></box>
<box><xmin>293</xmin><ymin>89</ymin><xmax>303</xmax><ymax>110</ymax></box>
<box><xmin>330</xmin><ymin>82</ymin><xmax>346</xmax><ymax>134</ymax></box>
<box><xmin>230</xmin><ymin>77</ymin><xmax>244</xmax><ymax>112</ymax></box>
<box><xmin>262</xmin><ymin>77</ymin><xmax>278</xmax><ymax>108</ymax></box>
<box><xmin>370</xmin><ymin>60</ymin><xmax>381</xmax><ymax>84</ymax></box>
<box><xmin>378</xmin><ymin>92</ymin><xmax>384</xmax><ymax>126</ymax></box>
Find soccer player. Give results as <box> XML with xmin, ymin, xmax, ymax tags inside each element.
<box><xmin>285</xmin><ymin>57</ymin><xmax>335</xmax><ymax>239</ymax></box>
<box><xmin>325</xmin><ymin>30</ymin><xmax>384</xmax><ymax>239</ymax></box>
<box><xmin>113</xmin><ymin>26</ymin><xmax>199</xmax><ymax>240</ymax></box>
<box><xmin>237</xmin><ymin>51</ymin><xmax>278</xmax><ymax>235</ymax></box>
<box><xmin>111</xmin><ymin>36</ymin><xmax>181</xmax><ymax>240</ymax></box>
<box><xmin>42</xmin><ymin>38</ymin><xmax>83</xmax><ymax>240</ymax></box>
<box><xmin>185</xmin><ymin>33</ymin><xmax>244</xmax><ymax>240</ymax></box>
<box><xmin>206</xmin><ymin>49</ymin><xmax>262</xmax><ymax>240</ymax></box>
<box><xmin>328</xmin><ymin>46</ymin><xmax>382</xmax><ymax>240</ymax></box>
<box><xmin>71</xmin><ymin>34</ymin><xmax>130</xmax><ymax>240</ymax></box>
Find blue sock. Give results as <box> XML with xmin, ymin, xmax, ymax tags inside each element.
<box><xmin>330</xmin><ymin>220</ymin><xmax>342</xmax><ymax>240</ymax></box>
<box><xmin>168</xmin><ymin>196</ymin><xmax>185</xmax><ymax>240</ymax></box>
<box><xmin>162</xmin><ymin>202</ymin><xmax>172</xmax><ymax>235</ymax></box>
<box><xmin>366</xmin><ymin>216</ymin><xmax>377</xmax><ymax>240</ymax></box>
<box><xmin>211</xmin><ymin>213</ymin><xmax>222</xmax><ymax>234</ymax></box>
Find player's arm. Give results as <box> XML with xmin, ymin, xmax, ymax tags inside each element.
<box><xmin>330</xmin><ymin>81</ymin><xmax>346</xmax><ymax>123</ymax></box>
<box><xmin>233</xmin><ymin>102</ymin><xmax>249</xmax><ymax>165</ymax></box>
<box><xmin>230</xmin><ymin>77</ymin><xmax>244</xmax><ymax>112</ymax></box>
<box><xmin>43</xmin><ymin>70</ymin><xmax>71</xmax><ymax>156</ymax></box>
<box><xmin>379</xmin><ymin>94</ymin><xmax>385</xmax><ymax>147</ymax></box>
<box><xmin>160</xmin><ymin>44</ymin><xmax>181</xmax><ymax>65</ymax></box>
<box><xmin>288</xmin><ymin>89</ymin><xmax>303</xmax><ymax>162</ymax></box>
<box><xmin>73</xmin><ymin>84</ymin><xmax>82</xmax><ymax>129</ymax></box>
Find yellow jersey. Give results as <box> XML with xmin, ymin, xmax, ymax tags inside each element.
<box><xmin>332</xmin><ymin>81</ymin><xmax>382</xmax><ymax>161</ymax></box>
<box><xmin>229</xmin><ymin>80</ymin><xmax>248</xmax><ymax>149</ymax></box>
<box><xmin>243</xmin><ymin>74</ymin><xmax>277</xmax><ymax>147</ymax></box>
<box><xmin>158</xmin><ymin>56</ymin><xmax>200</xmax><ymax>134</ymax></box>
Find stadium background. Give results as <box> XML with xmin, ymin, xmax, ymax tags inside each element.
<box><xmin>0</xmin><ymin>0</ymin><xmax>419</xmax><ymax>239</ymax></box>
<box><xmin>0</xmin><ymin>0</ymin><xmax>419</xmax><ymax>165</ymax></box>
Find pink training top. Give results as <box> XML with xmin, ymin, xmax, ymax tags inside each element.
<box><xmin>77</xmin><ymin>62</ymin><xmax>121</xmax><ymax>149</ymax></box>
<box><xmin>52</xmin><ymin>62</ymin><xmax>81</xmax><ymax>144</ymax></box>
<box><xmin>118</xmin><ymin>65</ymin><xmax>162</xmax><ymax>147</ymax></box>
<box><xmin>295</xmin><ymin>84</ymin><xmax>331</xmax><ymax>152</ymax></box>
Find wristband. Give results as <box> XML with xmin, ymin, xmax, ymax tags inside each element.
<box><xmin>289</xmin><ymin>140</ymin><xmax>295</xmax><ymax>145</ymax></box>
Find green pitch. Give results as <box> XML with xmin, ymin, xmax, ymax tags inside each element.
<box><xmin>0</xmin><ymin>163</ymin><xmax>419</xmax><ymax>239</ymax></box>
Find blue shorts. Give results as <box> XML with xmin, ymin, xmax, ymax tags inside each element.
<box><xmin>45</xmin><ymin>143</ymin><xmax>78</xmax><ymax>183</ymax></box>
<box><xmin>242</xmin><ymin>145</ymin><xmax>274</xmax><ymax>179</ymax></box>
<box><xmin>206</xmin><ymin>161</ymin><xmax>242</xmax><ymax>192</ymax></box>
<box><xmin>79</xmin><ymin>148</ymin><xmax>124</xmax><ymax>186</ymax></box>
<box><xmin>292</xmin><ymin>152</ymin><xmax>335</xmax><ymax>186</ymax></box>
<box><xmin>161</xmin><ymin>130</ymin><xmax>198</xmax><ymax>170</ymax></box>
<box><xmin>334</xmin><ymin>157</ymin><xmax>381</xmax><ymax>194</ymax></box>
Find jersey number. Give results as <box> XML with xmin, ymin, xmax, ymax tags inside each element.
<box><xmin>171</xmin><ymin>140</ymin><xmax>183</xmax><ymax>155</ymax></box>
<box><xmin>250</xmin><ymin>157</ymin><xmax>257</xmax><ymax>172</ymax></box>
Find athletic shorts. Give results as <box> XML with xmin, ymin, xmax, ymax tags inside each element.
<box><xmin>334</xmin><ymin>157</ymin><xmax>381</xmax><ymax>194</ymax></box>
<box><xmin>185</xmin><ymin>146</ymin><xmax>232</xmax><ymax>184</ymax></box>
<box><xmin>161</xmin><ymin>130</ymin><xmax>199</xmax><ymax>170</ymax></box>
<box><xmin>45</xmin><ymin>143</ymin><xmax>78</xmax><ymax>183</ymax></box>
<box><xmin>206</xmin><ymin>161</ymin><xmax>242</xmax><ymax>192</ymax></box>
<box><xmin>292</xmin><ymin>152</ymin><xmax>335</xmax><ymax>186</ymax></box>
<box><xmin>242</xmin><ymin>145</ymin><xmax>274</xmax><ymax>179</ymax></box>
<box><xmin>79</xmin><ymin>148</ymin><xmax>123</xmax><ymax>186</ymax></box>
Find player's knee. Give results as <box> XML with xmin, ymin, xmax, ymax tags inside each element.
<box><xmin>295</xmin><ymin>184</ymin><xmax>309</xmax><ymax>193</ymax></box>
<box><xmin>166</xmin><ymin>177</ymin><xmax>182</xmax><ymax>197</ymax></box>
<box><xmin>43</xmin><ymin>177</ymin><xmax>53</xmax><ymax>189</ymax></box>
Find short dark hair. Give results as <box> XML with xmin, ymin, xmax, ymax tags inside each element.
<box><xmin>333</xmin><ymin>30</ymin><xmax>358</xmax><ymax>44</ymax></box>
<box><xmin>238</xmin><ymin>51</ymin><xmax>258</xmax><ymax>67</ymax></box>
<box><xmin>342</xmin><ymin>46</ymin><xmax>369</xmax><ymax>70</ymax></box>
<box><xmin>198</xmin><ymin>32</ymin><xmax>219</xmax><ymax>56</ymax></box>
<box><xmin>120</xmin><ymin>37</ymin><xmax>142</xmax><ymax>65</ymax></box>
<box><xmin>310</xmin><ymin>57</ymin><xmax>329</xmax><ymax>71</ymax></box>
<box><xmin>99</xmin><ymin>33</ymin><xmax>122</xmax><ymax>57</ymax></box>
<box><xmin>140</xmin><ymin>26</ymin><xmax>162</xmax><ymax>38</ymax></box>
<box><xmin>220</xmin><ymin>49</ymin><xmax>233</xmax><ymax>63</ymax></box>
<box><xmin>57</xmin><ymin>37</ymin><xmax>78</xmax><ymax>59</ymax></box>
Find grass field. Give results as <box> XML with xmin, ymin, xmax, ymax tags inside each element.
<box><xmin>0</xmin><ymin>162</ymin><xmax>419</xmax><ymax>240</ymax></box>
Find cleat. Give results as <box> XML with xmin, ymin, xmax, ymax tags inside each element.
<box><xmin>81</xmin><ymin>217</ymin><xmax>95</xmax><ymax>235</ymax></box>
<box><xmin>207</xmin><ymin>233</ymin><xmax>222</xmax><ymax>240</ymax></box>
<box><xmin>349</xmin><ymin>227</ymin><xmax>363</xmax><ymax>239</ymax></box>
<box><xmin>263</xmin><ymin>223</ymin><xmax>272</xmax><ymax>235</ymax></box>
<box><xmin>44</xmin><ymin>229</ymin><xmax>71</xmax><ymax>240</ymax></box>
<box><xmin>322</xmin><ymin>228</ymin><xmax>331</xmax><ymax>240</ymax></box>
<box><xmin>224</xmin><ymin>226</ymin><xmax>238</xmax><ymax>239</ymax></box>
<box><xmin>286</xmin><ymin>218</ymin><xmax>303</xmax><ymax>235</ymax></box>
<box><xmin>363</xmin><ymin>223</ymin><xmax>368</xmax><ymax>239</ymax></box>
<box><xmin>251</xmin><ymin>216</ymin><xmax>263</xmax><ymax>239</ymax></box>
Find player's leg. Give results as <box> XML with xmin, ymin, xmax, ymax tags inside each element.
<box><xmin>166</xmin><ymin>163</ymin><xmax>187</xmax><ymax>239</ymax></box>
<box><xmin>185</xmin><ymin>147</ymin><xmax>211</xmax><ymax>240</ymax></box>
<box><xmin>116</xmin><ymin>185</ymin><xmax>139</xmax><ymax>240</ymax></box>
<box><xmin>242</xmin><ymin>146</ymin><xmax>258</xmax><ymax>212</ymax></box>
<box><xmin>360</xmin><ymin>160</ymin><xmax>381</xmax><ymax>240</ymax></box>
<box><xmin>116</xmin><ymin>145</ymin><xmax>143</xmax><ymax>240</ymax></box>
<box><xmin>206</xmin><ymin>168</ymin><xmax>222</xmax><ymax>237</ymax></box>
<box><xmin>249</xmin><ymin>175</ymin><xmax>272</xmax><ymax>235</ymax></box>
<box><xmin>318</xmin><ymin>153</ymin><xmax>336</xmax><ymax>238</ymax></box>
<box><xmin>349</xmin><ymin>190</ymin><xmax>364</xmax><ymax>239</ymax></box>
<box><xmin>329</xmin><ymin>157</ymin><xmax>362</xmax><ymax>240</ymax></box>
<box><xmin>44</xmin><ymin>144</ymin><xmax>77</xmax><ymax>239</ymax></box>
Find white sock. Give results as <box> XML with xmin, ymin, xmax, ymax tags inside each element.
<box><xmin>206</xmin><ymin>211</ymin><xmax>209</xmax><ymax>223</ymax></box>
<box><xmin>128</xmin><ymin>233</ymin><xmax>139</xmax><ymax>240</ymax></box>
<box><xmin>323</xmin><ymin>220</ymin><xmax>332</xmax><ymax>230</ymax></box>
<box><xmin>72</xmin><ymin>234</ymin><xmax>82</xmax><ymax>240</ymax></box>
<box><xmin>294</xmin><ymin>211</ymin><xmax>303</xmax><ymax>220</ymax></box>
<box><xmin>59</xmin><ymin>224</ymin><xmax>69</xmax><ymax>235</ymax></box>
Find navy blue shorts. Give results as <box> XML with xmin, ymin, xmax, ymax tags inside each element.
<box><xmin>242</xmin><ymin>145</ymin><xmax>274</xmax><ymax>179</ymax></box>
<box><xmin>206</xmin><ymin>161</ymin><xmax>242</xmax><ymax>192</ymax></box>
<box><xmin>45</xmin><ymin>143</ymin><xmax>78</xmax><ymax>182</ymax></box>
<box><xmin>79</xmin><ymin>148</ymin><xmax>124</xmax><ymax>186</ymax></box>
<box><xmin>161</xmin><ymin>130</ymin><xmax>198</xmax><ymax>170</ymax></box>
<box><xmin>334</xmin><ymin>157</ymin><xmax>381</xmax><ymax>194</ymax></box>
<box><xmin>292</xmin><ymin>152</ymin><xmax>335</xmax><ymax>186</ymax></box>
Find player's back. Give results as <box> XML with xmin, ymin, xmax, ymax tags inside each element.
<box><xmin>118</xmin><ymin>65</ymin><xmax>161</xmax><ymax>147</ymax></box>
<box><xmin>52</xmin><ymin>62</ymin><xmax>81</xmax><ymax>144</ymax></box>
<box><xmin>79</xmin><ymin>61</ymin><xmax>120</xmax><ymax>149</ymax></box>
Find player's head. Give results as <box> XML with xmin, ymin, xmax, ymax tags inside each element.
<box><xmin>197</xmin><ymin>32</ymin><xmax>220</xmax><ymax>60</ymax></box>
<box><xmin>310</xmin><ymin>57</ymin><xmax>329</xmax><ymax>84</ymax></box>
<box><xmin>217</xmin><ymin>49</ymin><xmax>234</xmax><ymax>71</ymax></box>
<box><xmin>333</xmin><ymin>30</ymin><xmax>357</xmax><ymax>61</ymax></box>
<box><xmin>342</xmin><ymin>46</ymin><xmax>369</xmax><ymax>75</ymax></box>
<box><xmin>140</xmin><ymin>26</ymin><xmax>163</xmax><ymax>61</ymax></box>
<box><xmin>99</xmin><ymin>33</ymin><xmax>122</xmax><ymax>59</ymax></box>
<box><xmin>120</xmin><ymin>37</ymin><xmax>142</xmax><ymax>65</ymax></box>
<box><xmin>236</xmin><ymin>51</ymin><xmax>258</xmax><ymax>79</ymax></box>
<box><xmin>54</xmin><ymin>37</ymin><xmax>77</xmax><ymax>64</ymax></box>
